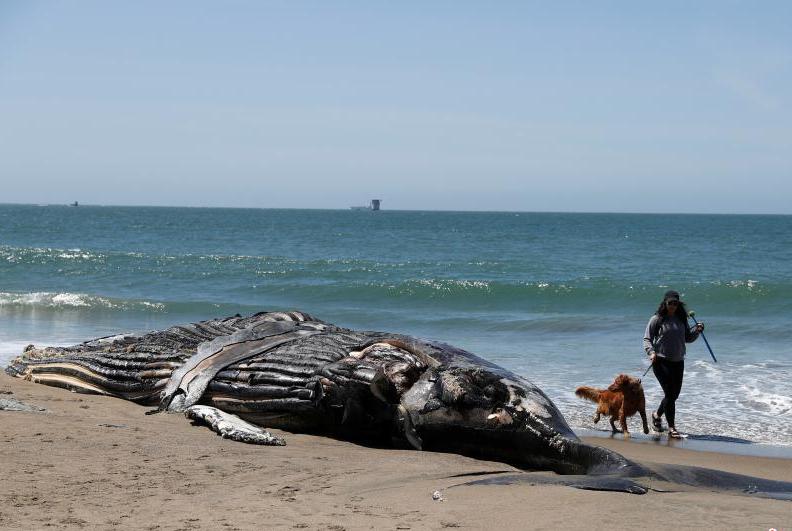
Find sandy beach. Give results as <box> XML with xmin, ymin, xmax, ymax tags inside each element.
<box><xmin>1</xmin><ymin>373</ymin><xmax>790</xmax><ymax>530</ymax></box>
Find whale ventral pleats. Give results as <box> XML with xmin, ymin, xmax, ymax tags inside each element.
<box><xmin>317</xmin><ymin>341</ymin><xmax>429</xmax><ymax>428</ymax></box>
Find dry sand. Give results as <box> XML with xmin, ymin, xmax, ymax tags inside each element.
<box><xmin>1</xmin><ymin>373</ymin><xmax>790</xmax><ymax>530</ymax></box>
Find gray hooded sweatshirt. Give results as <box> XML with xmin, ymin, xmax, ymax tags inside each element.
<box><xmin>643</xmin><ymin>314</ymin><xmax>701</xmax><ymax>362</ymax></box>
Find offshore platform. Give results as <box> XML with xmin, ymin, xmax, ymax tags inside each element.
<box><xmin>350</xmin><ymin>199</ymin><xmax>381</xmax><ymax>211</ymax></box>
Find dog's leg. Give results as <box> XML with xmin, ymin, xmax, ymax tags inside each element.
<box><xmin>620</xmin><ymin>408</ymin><xmax>630</xmax><ymax>438</ymax></box>
<box><xmin>593</xmin><ymin>411</ymin><xmax>601</xmax><ymax>424</ymax></box>
<box><xmin>609</xmin><ymin>417</ymin><xmax>620</xmax><ymax>433</ymax></box>
<box><xmin>640</xmin><ymin>408</ymin><xmax>649</xmax><ymax>434</ymax></box>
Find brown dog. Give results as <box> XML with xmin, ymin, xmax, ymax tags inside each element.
<box><xmin>575</xmin><ymin>374</ymin><xmax>649</xmax><ymax>437</ymax></box>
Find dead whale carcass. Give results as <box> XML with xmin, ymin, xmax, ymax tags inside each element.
<box><xmin>5</xmin><ymin>311</ymin><xmax>624</xmax><ymax>475</ymax></box>
<box><xmin>6</xmin><ymin>311</ymin><xmax>792</xmax><ymax>500</ymax></box>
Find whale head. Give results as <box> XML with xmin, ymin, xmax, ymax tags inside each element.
<box><xmin>396</xmin><ymin>364</ymin><xmax>615</xmax><ymax>474</ymax></box>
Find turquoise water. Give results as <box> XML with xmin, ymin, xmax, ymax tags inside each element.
<box><xmin>1</xmin><ymin>204</ymin><xmax>790</xmax><ymax>446</ymax></box>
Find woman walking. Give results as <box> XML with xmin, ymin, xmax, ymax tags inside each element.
<box><xmin>643</xmin><ymin>290</ymin><xmax>704</xmax><ymax>438</ymax></box>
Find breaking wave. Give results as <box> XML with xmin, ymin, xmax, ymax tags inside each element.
<box><xmin>0</xmin><ymin>291</ymin><xmax>165</xmax><ymax>312</ymax></box>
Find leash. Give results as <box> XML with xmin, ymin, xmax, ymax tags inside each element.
<box><xmin>688</xmin><ymin>311</ymin><xmax>717</xmax><ymax>363</ymax></box>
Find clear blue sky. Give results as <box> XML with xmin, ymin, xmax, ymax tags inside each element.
<box><xmin>1</xmin><ymin>1</ymin><xmax>790</xmax><ymax>213</ymax></box>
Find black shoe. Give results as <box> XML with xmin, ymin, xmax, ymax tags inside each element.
<box><xmin>668</xmin><ymin>427</ymin><xmax>686</xmax><ymax>439</ymax></box>
<box><xmin>652</xmin><ymin>413</ymin><xmax>664</xmax><ymax>432</ymax></box>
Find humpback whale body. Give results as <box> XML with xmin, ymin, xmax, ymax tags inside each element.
<box><xmin>6</xmin><ymin>311</ymin><xmax>792</xmax><ymax>500</ymax></box>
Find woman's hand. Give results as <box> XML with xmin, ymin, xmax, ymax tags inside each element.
<box><xmin>695</xmin><ymin>322</ymin><xmax>705</xmax><ymax>333</ymax></box>
<box><xmin>649</xmin><ymin>352</ymin><xmax>657</xmax><ymax>363</ymax></box>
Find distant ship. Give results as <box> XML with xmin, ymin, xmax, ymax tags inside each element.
<box><xmin>70</xmin><ymin>201</ymin><xmax>79</xmax><ymax>207</ymax></box>
<box><xmin>350</xmin><ymin>199</ymin><xmax>381</xmax><ymax>211</ymax></box>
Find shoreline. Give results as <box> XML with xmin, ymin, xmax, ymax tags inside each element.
<box><xmin>578</xmin><ymin>427</ymin><xmax>792</xmax><ymax>459</ymax></box>
<box><xmin>2</xmin><ymin>373</ymin><xmax>791</xmax><ymax>530</ymax></box>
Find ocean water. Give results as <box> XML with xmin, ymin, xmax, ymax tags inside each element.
<box><xmin>1</xmin><ymin>204</ymin><xmax>791</xmax><ymax>447</ymax></box>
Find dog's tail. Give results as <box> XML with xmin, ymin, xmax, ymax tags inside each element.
<box><xmin>575</xmin><ymin>386</ymin><xmax>602</xmax><ymax>403</ymax></box>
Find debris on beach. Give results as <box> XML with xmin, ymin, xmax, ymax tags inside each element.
<box><xmin>0</xmin><ymin>397</ymin><xmax>47</xmax><ymax>412</ymax></box>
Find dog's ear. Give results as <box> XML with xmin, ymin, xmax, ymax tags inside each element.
<box><xmin>607</xmin><ymin>374</ymin><xmax>626</xmax><ymax>391</ymax></box>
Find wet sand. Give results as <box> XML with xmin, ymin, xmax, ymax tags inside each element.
<box><xmin>1</xmin><ymin>373</ymin><xmax>790</xmax><ymax>530</ymax></box>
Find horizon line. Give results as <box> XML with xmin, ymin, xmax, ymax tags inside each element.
<box><xmin>0</xmin><ymin>201</ymin><xmax>789</xmax><ymax>217</ymax></box>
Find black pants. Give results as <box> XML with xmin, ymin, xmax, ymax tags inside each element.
<box><xmin>652</xmin><ymin>358</ymin><xmax>684</xmax><ymax>427</ymax></box>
